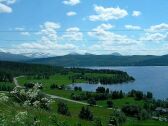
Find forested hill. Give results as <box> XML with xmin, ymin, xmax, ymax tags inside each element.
<box><xmin>0</xmin><ymin>61</ymin><xmax>63</xmax><ymax>76</ymax></box>
<box><xmin>26</xmin><ymin>54</ymin><xmax>168</xmax><ymax>67</ymax></box>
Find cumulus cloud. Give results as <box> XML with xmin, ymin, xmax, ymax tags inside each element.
<box><xmin>146</xmin><ymin>23</ymin><xmax>168</xmax><ymax>32</ymax></box>
<box><xmin>66</xmin><ymin>11</ymin><xmax>77</xmax><ymax>16</ymax></box>
<box><xmin>63</xmin><ymin>0</ymin><xmax>80</xmax><ymax>6</ymax></box>
<box><xmin>96</xmin><ymin>23</ymin><xmax>114</xmax><ymax>30</ymax></box>
<box><xmin>7</xmin><ymin>22</ymin><xmax>83</xmax><ymax>56</ymax></box>
<box><xmin>132</xmin><ymin>11</ymin><xmax>141</xmax><ymax>17</ymax></box>
<box><xmin>125</xmin><ymin>25</ymin><xmax>141</xmax><ymax>30</ymax></box>
<box><xmin>140</xmin><ymin>32</ymin><xmax>168</xmax><ymax>42</ymax></box>
<box><xmin>0</xmin><ymin>0</ymin><xmax>16</xmax><ymax>4</ymax></box>
<box><xmin>89</xmin><ymin>5</ymin><xmax>128</xmax><ymax>21</ymax></box>
<box><xmin>0</xmin><ymin>3</ymin><xmax>12</xmax><ymax>13</ymax></box>
<box><xmin>88</xmin><ymin>24</ymin><xmax>138</xmax><ymax>55</ymax></box>
<box><xmin>0</xmin><ymin>0</ymin><xmax>16</xmax><ymax>13</ymax></box>
<box><xmin>15</xmin><ymin>27</ymin><xmax>30</xmax><ymax>36</ymax></box>
<box><xmin>62</xmin><ymin>27</ymin><xmax>83</xmax><ymax>42</ymax></box>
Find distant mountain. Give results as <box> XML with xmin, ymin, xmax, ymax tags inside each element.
<box><xmin>21</xmin><ymin>52</ymin><xmax>52</xmax><ymax>58</ymax></box>
<box><xmin>67</xmin><ymin>52</ymin><xmax>81</xmax><ymax>56</ymax></box>
<box><xmin>2</xmin><ymin>51</ymin><xmax>168</xmax><ymax>66</ymax></box>
<box><xmin>84</xmin><ymin>53</ymin><xmax>95</xmax><ymax>55</ymax></box>
<box><xmin>134</xmin><ymin>55</ymin><xmax>168</xmax><ymax>66</ymax></box>
<box><xmin>111</xmin><ymin>52</ymin><xmax>122</xmax><ymax>56</ymax></box>
<box><xmin>0</xmin><ymin>52</ymin><xmax>31</xmax><ymax>61</ymax></box>
<box><xmin>27</xmin><ymin>54</ymin><xmax>163</xmax><ymax>67</ymax></box>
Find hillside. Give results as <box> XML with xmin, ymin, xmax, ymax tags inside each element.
<box><xmin>27</xmin><ymin>54</ymin><xmax>160</xmax><ymax>66</ymax></box>
<box><xmin>0</xmin><ymin>52</ymin><xmax>30</xmax><ymax>61</ymax></box>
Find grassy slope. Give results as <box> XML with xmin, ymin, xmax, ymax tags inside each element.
<box><xmin>1</xmin><ymin>94</ymin><xmax>168</xmax><ymax>126</ymax></box>
<box><xmin>16</xmin><ymin>75</ymin><xmax>168</xmax><ymax>126</ymax></box>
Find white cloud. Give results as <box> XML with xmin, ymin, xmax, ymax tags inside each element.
<box><xmin>20</xmin><ymin>32</ymin><xmax>30</xmax><ymax>36</ymax></box>
<box><xmin>96</xmin><ymin>23</ymin><xmax>114</xmax><ymax>30</ymax></box>
<box><xmin>0</xmin><ymin>3</ymin><xmax>12</xmax><ymax>13</ymax></box>
<box><xmin>6</xmin><ymin>22</ymin><xmax>84</xmax><ymax>56</ymax></box>
<box><xmin>15</xmin><ymin>27</ymin><xmax>25</xmax><ymax>31</ymax></box>
<box><xmin>0</xmin><ymin>0</ymin><xmax>16</xmax><ymax>13</ymax></box>
<box><xmin>66</xmin><ymin>11</ymin><xmax>77</xmax><ymax>16</ymax></box>
<box><xmin>15</xmin><ymin>27</ymin><xmax>30</xmax><ymax>36</ymax></box>
<box><xmin>125</xmin><ymin>25</ymin><xmax>141</xmax><ymax>30</ymax></box>
<box><xmin>132</xmin><ymin>11</ymin><xmax>141</xmax><ymax>17</ymax></box>
<box><xmin>0</xmin><ymin>0</ymin><xmax>16</xmax><ymax>4</ymax></box>
<box><xmin>89</xmin><ymin>5</ymin><xmax>128</xmax><ymax>21</ymax></box>
<box><xmin>140</xmin><ymin>32</ymin><xmax>168</xmax><ymax>42</ymax></box>
<box><xmin>146</xmin><ymin>23</ymin><xmax>168</xmax><ymax>32</ymax></box>
<box><xmin>63</xmin><ymin>0</ymin><xmax>80</xmax><ymax>6</ymax></box>
<box><xmin>88</xmin><ymin>24</ymin><xmax>138</xmax><ymax>53</ymax></box>
<box><xmin>62</xmin><ymin>27</ymin><xmax>83</xmax><ymax>42</ymax></box>
<box><xmin>39</xmin><ymin>22</ymin><xmax>61</xmax><ymax>41</ymax></box>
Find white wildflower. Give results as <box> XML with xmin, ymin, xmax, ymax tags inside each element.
<box><xmin>33</xmin><ymin>100</ymin><xmax>40</xmax><ymax>108</ymax></box>
<box><xmin>23</xmin><ymin>100</ymin><xmax>31</xmax><ymax>107</ymax></box>
<box><xmin>14</xmin><ymin>111</ymin><xmax>28</xmax><ymax>124</ymax></box>
<box><xmin>0</xmin><ymin>93</ymin><xmax>9</xmax><ymax>102</ymax></box>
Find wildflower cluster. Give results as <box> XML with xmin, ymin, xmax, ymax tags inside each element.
<box><xmin>11</xmin><ymin>83</ymin><xmax>50</xmax><ymax>110</ymax></box>
<box><xmin>0</xmin><ymin>93</ymin><xmax>9</xmax><ymax>102</ymax></box>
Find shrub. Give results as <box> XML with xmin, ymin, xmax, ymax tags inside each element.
<box><xmin>147</xmin><ymin>92</ymin><xmax>153</xmax><ymax>99</ymax></box>
<box><xmin>138</xmin><ymin>109</ymin><xmax>150</xmax><ymax>120</ymax></box>
<box><xmin>94</xmin><ymin>118</ymin><xmax>102</xmax><ymax>126</ymax></box>
<box><xmin>57</xmin><ymin>102</ymin><xmax>71</xmax><ymax>116</ymax></box>
<box><xmin>88</xmin><ymin>98</ymin><xmax>96</xmax><ymax>106</ymax></box>
<box><xmin>96</xmin><ymin>87</ymin><xmax>106</xmax><ymax>93</ymax></box>
<box><xmin>122</xmin><ymin>105</ymin><xmax>141</xmax><ymax>117</ymax></box>
<box><xmin>74</xmin><ymin>86</ymin><xmax>82</xmax><ymax>91</ymax></box>
<box><xmin>50</xmin><ymin>84</ymin><xmax>58</xmax><ymax>89</ymax></box>
<box><xmin>79</xmin><ymin>106</ymin><xmax>93</xmax><ymax>121</ymax></box>
<box><xmin>107</xmin><ymin>100</ymin><xmax>114</xmax><ymax>108</ymax></box>
<box><xmin>11</xmin><ymin>83</ymin><xmax>50</xmax><ymax>110</ymax></box>
<box><xmin>109</xmin><ymin>110</ymin><xmax>126</xmax><ymax>126</ymax></box>
<box><xmin>24</xmin><ymin>83</ymin><xmax>35</xmax><ymax>89</ymax></box>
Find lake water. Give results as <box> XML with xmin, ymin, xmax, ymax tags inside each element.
<box><xmin>70</xmin><ymin>66</ymin><xmax>168</xmax><ymax>100</ymax></box>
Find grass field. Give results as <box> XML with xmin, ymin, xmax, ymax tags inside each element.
<box><xmin>18</xmin><ymin>73</ymin><xmax>86</xmax><ymax>87</ymax></box>
<box><xmin>15</xmin><ymin>75</ymin><xmax>168</xmax><ymax>126</ymax></box>
<box><xmin>1</xmin><ymin>93</ymin><xmax>168</xmax><ymax>126</ymax></box>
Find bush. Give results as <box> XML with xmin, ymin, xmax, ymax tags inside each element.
<box><xmin>50</xmin><ymin>84</ymin><xmax>58</xmax><ymax>89</ymax></box>
<box><xmin>74</xmin><ymin>86</ymin><xmax>82</xmax><ymax>91</ymax></box>
<box><xmin>107</xmin><ymin>100</ymin><xmax>114</xmax><ymax>108</ymax></box>
<box><xmin>88</xmin><ymin>98</ymin><xmax>96</xmax><ymax>106</ymax></box>
<box><xmin>111</xmin><ymin>90</ymin><xmax>124</xmax><ymax>99</ymax></box>
<box><xmin>24</xmin><ymin>83</ymin><xmax>35</xmax><ymax>89</ymax></box>
<box><xmin>138</xmin><ymin>109</ymin><xmax>150</xmax><ymax>120</ymax></box>
<box><xmin>94</xmin><ymin>118</ymin><xmax>102</xmax><ymax>126</ymax></box>
<box><xmin>96</xmin><ymin>87</ymin><xmax>106</xmax><ymax>93</ymax></box>
<box><xmin>79</xmin><ymin>106</ymin><xmax>93</xmax><ymax>121</ymax></box>
<box><xmin>122</xmin><ymin>105</ymin><xmax>141</xmax><ymax>117</ymax></box>
<box><xmin>11</xmin><ymin>84</ymin><xmax>50</xmax><ymax>110</ymax></box>
<box><xmin>135</xmin><ymin>91</ymin><xmax>144</xmax><ymax>100</ymax></box>
<box><xmin>57</xmin><ymin>102</ymin><xmax>71</xmax><ymax>116</ymax></box>
<box><xmin>147</xmin><ymin>92</ymin><xmax>153</xmax><ymax>99</ymax></box>
<box><xmin>109</xmin><ymin>110</ymin><xmax>126</xmax><ymax>126</ymax></box>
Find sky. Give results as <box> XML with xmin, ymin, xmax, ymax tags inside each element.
<box><xmin>0</xmin><ymin>0</ymin><xmax>168</xmax><ymax>57</ymax></box>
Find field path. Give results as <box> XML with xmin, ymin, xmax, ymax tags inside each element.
<box><xmin>13</xmin><ymin>76</ymin><xmax>24</xmax><ymax>87</ymax></box>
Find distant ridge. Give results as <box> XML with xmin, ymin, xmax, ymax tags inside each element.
<box><xmin>0</xmin><ymin>52</ymin><xmax>30</xmax><ymax>61</ymax></box>
<box><xmin>111</xmin><ymin>52</ymin><xmax>122</xmax><ymax>56</ymax></box>
<box><xmin>26</xmin><ymin>54</ymin><xmax>165</xmax><ymax>66</ymax></box>
<box><xmin>1</xmin><ymin>51</ymin><xmax>168</xmax><ymax>66</ymax></box>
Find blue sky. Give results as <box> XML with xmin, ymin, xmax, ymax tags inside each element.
<box><xmin>0</xmin><ymin>0</ymin><xmax>168</xmax><ymax>56</ymax></box>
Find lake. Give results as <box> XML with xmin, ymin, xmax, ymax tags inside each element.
<box><xmin>70</xmin><ymin>66</ymin><xmax>168</xmax><ymax>100</ymax></box>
